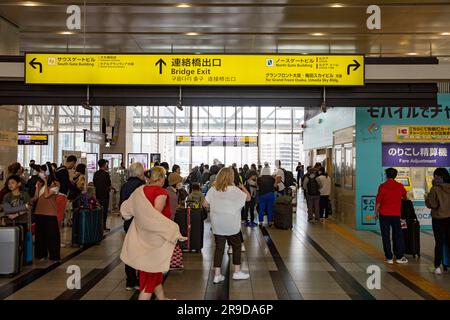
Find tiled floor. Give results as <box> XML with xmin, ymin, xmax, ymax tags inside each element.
<box><xmin>1</xmin><ymin>195</ymin><xmax>449</xmax><ymax>300</ymax></box>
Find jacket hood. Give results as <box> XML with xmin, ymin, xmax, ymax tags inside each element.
<box><xmin>437</xmin><ymin>183</ymin><xmax>450</xmax><ymax>194</ymax></box>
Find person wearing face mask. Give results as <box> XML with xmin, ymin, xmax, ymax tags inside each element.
<box><xmin>425</xmin><ymin>167</ymin><xmax>450</xmax><ymax>275</ymax></box>
<box><xmin>273</xmin><ymin>160</ymin><xmax>286</xmax><ymax>196</ymax></box>
<box><xmin>33</xmin><ymin>163</ymin><xmax>61</xmax><ymax>262</ymax></box>
<box><xmin>119</xmin><ymin>162</ymin><xmax>146</xmax><ymax>291</ymax></box>
<box><xmin>166</xmin><ymin>172</ymin><xmax>183</xmax><ymax>219</ymax></box>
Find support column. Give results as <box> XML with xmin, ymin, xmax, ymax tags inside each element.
<box><xmin>0</xmin><ymin>17</ymin><xmax>20</xmax><ymax>183</ymax></box>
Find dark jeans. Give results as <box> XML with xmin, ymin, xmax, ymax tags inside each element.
<box><xmin>306</xmin><ymin>195</ymin><xmax>320</xmax><ymax>220</ymax></box>
<box><xmin>35</xmin><ymin>215</ymin><xmax>60</xmax><ymax>261</ymax></box>
<box><xmin>432</xmin><ymin>217</ymin><xmax>450</xmax><ymax>268</ymax></box>
<box><xmin>98</xmin><ymin>198</ymin><xmax>109</xmax><ymax>230</ymax></box>
<box><xmin>379</xmin><ymin>215</ymin><xmax>404</xmax><ymax>260</ymax></box>
<box><xmin>243</xmin><ymin>197</ymin><xmax>256</xmax><ymax>222</ymax></box>
<box><xmin>319</xmin><ymin>195</ymin><xmax>331</xmax><ymax>219</ymax></box>
<box><xmin>214</xmin><ymin>233</ymin><xmax>242</xmax><ymax>268</ymax></box>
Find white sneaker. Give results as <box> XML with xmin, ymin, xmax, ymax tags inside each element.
<box><xmin>241</xmin><ymin>244</ymin><xmax>246</xmax><ymax>252</ymax></box>
<box><xmin>213</xmin><ymin>274</ymin><xmax>225</xmax><ymax>284</ymax></box>
<box><xmin>233</xmin><ymin>271</ymin><xmax>250</xmax><ymax>280</ymax></box>
<box><xmin>395</xmin><ymin>257</ymin><xmax>409</xmax><ymax>264</ymax></box>
<box><xmin>385</xmin><ymin>259</ymin><xmax>394</xmax><ymax>265</ymax></box>
<box><xmin>228</xmin><ymin>247</ymin><xmax>232</xmax><ymax>254</ymax></box>
<box><xmin>433</xmin><ymin>267</ymin><xmax>442</xmax><ymax>275</ymax></box>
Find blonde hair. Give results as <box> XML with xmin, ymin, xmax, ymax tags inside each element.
<box><xmin>214</xmin><ymin>167</ymin><xmax>234</xmax><ymax>192</ymax></box>
<box><xmin>147</xmin><ymin>166</ymin><xmax>166</xmax><ymax>184</ymax></box>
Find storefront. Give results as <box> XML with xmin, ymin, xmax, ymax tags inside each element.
<box><xmin>355</xmin><ymin>94</ymin><xmax>450</xmax><ymax>230</ymax></box>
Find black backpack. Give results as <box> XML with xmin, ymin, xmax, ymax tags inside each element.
<box><xmin>307</xmin><ymin>175</ymin><xmax>320</xmax><ymax>196</ymax></box>
<box><xmin>282</xmin><ymin>169</ymin><xmax>295</xmax><ymax>188</ymax></box>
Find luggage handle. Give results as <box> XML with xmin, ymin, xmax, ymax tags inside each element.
<box><xmin>0</xmin><ymin>215</ymin><xmax>17</xmax><ymax>226</ymax></box>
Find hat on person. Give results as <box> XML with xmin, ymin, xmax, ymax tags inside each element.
<box><xmin>168</xmin><ymin>172</ymin><xmax>183</xmax><ymax>186</ymax></box>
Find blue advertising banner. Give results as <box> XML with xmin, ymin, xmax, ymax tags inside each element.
<box><xmin>382</xmin><ymin>142</ymin><xmax>450</xmax><ymax>167</ymax></box>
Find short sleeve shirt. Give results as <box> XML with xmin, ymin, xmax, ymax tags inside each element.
<box><xmin>143</xmin><ymin>185</ymin><xmax>172</xmax><ymax>219</ymax></box>
<box><xmin>205</xmin><ymin>186</ymin><xmax>246</xmax><ymax>236</ymax></box>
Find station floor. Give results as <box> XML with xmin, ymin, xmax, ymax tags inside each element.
<box><xmin>1</xmin><ymin>193</ymin><xmax>449</xmax><ymax>301</ymax></box>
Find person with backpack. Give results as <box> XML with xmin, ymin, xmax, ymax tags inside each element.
<box><xmin>303</xmin><ymin>168</ymin><xmax>321</xmax><ymax>223</ymax></box>
<box><xmin>55</xmin><ymin>155</ymin><xmax>77</xmax><ymax>228</ymax></box>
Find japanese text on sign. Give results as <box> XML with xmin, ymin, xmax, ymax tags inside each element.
<box><xmin>396</xmin><ymin>126</ymin><xmax>450</xmax><ymax>142</ymax></box>
<box><xmin>25</xmin><ymin>53</ymin><xmax>364</xmax><ymax>86</ymax></box>
<box><xmin>367</xmin><ymin>106</ymin><xmax>450</xmax><ymax>119</ymax></box>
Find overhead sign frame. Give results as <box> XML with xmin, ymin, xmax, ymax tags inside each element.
<box><xmin>25</xmin><ymin>52</ymin><xmax>365</xmax><ymax>87</ymax></box>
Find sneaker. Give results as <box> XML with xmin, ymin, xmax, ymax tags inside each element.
<box><xmin>258</xmin><ymin>222</ymin><xmax>263</xmax><ymax>227</ymax></box>
<box><xmin>268</xmin><ymin>222</ymin><xmax>274</xmax><ymax>228</ymax></box>
<box><xmin>432</xmin><ymin>267</ymin><xmax>442</xmax><ymax>275</ymax></box>
<box><xmin>241</xmin><ymin>243</ymin><xmax>246</xmax><ymax>252</ymax></box>
<box><xmin>228</xmin><ymin>246</ymin><xmax>232</xmax><ymax>254</ymax></box>
<box><xmin>232</xmin><ymin>271</ymin><xmax>250</xmax><ymax>280</ymax></box>
<box><xmin>395</xmin><ymin>257</ymin><xmax>409</xmax><ymax>264</ymax></box>
<box><xmin>213</xmin><ymin>274</ymin><xmax>225</xmax><ymax>284</ymax></box>
<box><xmin>385</xmin><ymin>259</ymin><xmax>394</xmax><ymax>265</ymax></box>
<box><xmin>126</xmin><ymin>286</ymin><xmax>133</xmax><ymax>291</ymax></box>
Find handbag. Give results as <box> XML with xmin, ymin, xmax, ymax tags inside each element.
<box><xmin>170</xmin><ymin>243</ymin><xmax>184</xmax><ymax>270</ymax></box>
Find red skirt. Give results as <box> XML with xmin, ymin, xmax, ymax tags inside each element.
<box><xmin>139</xmin><ymin>271</ymin><xmax>163</xmax><ymax>293</ymax></box>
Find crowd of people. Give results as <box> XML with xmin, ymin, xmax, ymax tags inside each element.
<box><xmin>0</xmin><ymin>156</ymin><xmax>113</xmax><ymax>263</ymax></box>
<box><xmin>2</xmin><ymin>155</ymin><xmax>449</xmax><ymax>300</ymax></box>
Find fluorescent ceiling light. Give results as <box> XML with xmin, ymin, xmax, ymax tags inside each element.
<box><xmin>441</xmin><ymin>32</ymin><xmax>450</xmax><ymax>36</ymax></box>
<box><xmin>186</xmin><ymin>32</ymin><xmax>199</xmax><ymax>36</ymax></box>
<box><xmin>311</xmin><ymin>33</ymin><xmax>325</xmax><ymax>36</ymax></box>
<box><xmin>22</xmin><ymin>1</ymin><xmax>40</xmax><ymax>6</ymax></box>
<box><xmin>407</xmin><ymin>52</ymin><xmax>418</xmax><ymax>56</ymax></box>
<box><xmin>58</xmin><ymin>31</ymin><xmax>74</xmax><ymax>35</ymax></box>
<box><xmin>330</xmin><ymin>3</ymin><xmax>344</xmax><ymax>8</ymax></box>
<box><xmin>176</xmin><ymin>3</ymin><xmax>192</xmax><ymax>8</ymax></box>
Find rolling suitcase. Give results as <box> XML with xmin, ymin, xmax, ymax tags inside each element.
<box><xmin>0</xmin><ymin>222</ymin><xmax>24</xmax><ymax>276</ymax></box>
<box><xmin>400</xmin><ymin>200</ymin><xmax>420</xmax><ymax>258</ymax></box>
<box><xmin>174</xmin><ymin>207</ymin><xmax>204</xmax><ymax>252</ymax></box>
<box><xmin>72</xmin><ymin>207</ymin><xmax>103</xmax><ymax>246</ymax></box>
<box><xmin>273</xmin><ymin>195</ymin><xmax>293</xmax><ymax>229</ymax></box>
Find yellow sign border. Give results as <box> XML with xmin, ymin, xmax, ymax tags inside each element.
<box><xmin>25</xmin><ymin>52</ymin><xmax>365</xmax><ymax>87</ymax></box>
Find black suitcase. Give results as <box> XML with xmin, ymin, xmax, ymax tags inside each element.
<box><xmin>394</xmin><ymin>200</ymin><xmax>421</xmax><ymax>258</ymax></box>
<box><xmin>274</xmin><ymin>204</ymin><xmax>293</xmax><ymax>229</ymax></box>
<box><xmin>174</xmin><ymin>207</ymin><xmax>204</xmax><ymax>252</ymax></box>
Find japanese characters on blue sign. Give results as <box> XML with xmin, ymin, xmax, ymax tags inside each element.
<box><xmin>367</xmin><ymin>106</ymin><xmax>450</xmax><ymax>119</ymax></box>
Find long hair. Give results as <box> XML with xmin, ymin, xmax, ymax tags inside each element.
<box><xmin>433</xmin><ymin>167</ymin><xmax>450</xmax><ymax>184</ymax></box>
<box><xmin>41</xmin><ymin>162</ymin><xmax>56</xmax><ymax>187</ymax></box>
<box><xmin>214</xmin><ymin>167</ymin><xmax>235</xmax><ymax>192</ymax></box>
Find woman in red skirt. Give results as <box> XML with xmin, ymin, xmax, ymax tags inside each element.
<box><xmin>139</xmin><ymin>166</ymin><xmax>173</xmax><ymax>300</ymax></box>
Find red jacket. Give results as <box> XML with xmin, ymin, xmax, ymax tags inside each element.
<box><xmin>376</xmin><ymin>179</ymin><xmax>407</xmax><ymax>217</ymax></box>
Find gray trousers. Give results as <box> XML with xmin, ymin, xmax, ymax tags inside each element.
<box><xmin>306</xmin><ymin>195</ymin><xmax>321</xmax><ymax>220</ymax></box>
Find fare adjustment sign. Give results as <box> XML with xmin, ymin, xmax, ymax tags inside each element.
<box><xmin>25</xmin><ymin>53</ymin><xmax>364</xmax><ymax>86</ymax></box>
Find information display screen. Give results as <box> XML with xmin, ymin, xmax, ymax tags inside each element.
<box><xmin>18</xmin><ymin>134</ymin><xmax>48</xmax><ymax>145</ymax></box>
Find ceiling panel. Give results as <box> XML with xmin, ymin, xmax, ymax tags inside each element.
<box><xmin>1</xmin><ymin>1</ymin><xmax>450</xmax><ymax>56</ymax></box>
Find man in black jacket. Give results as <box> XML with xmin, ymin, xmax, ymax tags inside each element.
<box><xmin>93</xmin><ymin>159</ymin><xmax>112</xmax><ymax>231</ymax></box>
<box><xmin>119</xmin><ymin>162</ymin><xmax>146</xmax><ymax>291</ymax></box>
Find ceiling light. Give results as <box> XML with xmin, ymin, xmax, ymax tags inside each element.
<box><xmin>441</xmin><ymin>32</ymin><xmax>450</xmax><ymax>36</ymax></box>
<box><xmin>186</xmin><ymin>32</ymin><xmax>199</xmax><ymax>36</ymax></box>
<box><xmin>58</xmin><ymin>31</ymin><xmax>74</xmax><ymax>35</ymax></box>
<box><xmin>311</xmin><ymin>33</ymin><xmax>325</xmax><ymax>36</ymax></box>
<box><xmin>22</xmin><ymin>1</ymin><xmax>40</xmax><ymax>6</ymax></box>
<box><xmin>176</xmin><ymin>3</ymin><xmax>191</xmax><ymax>8</ymax></box>
<box><xmin>330</xmin><ymin>3</ymin><xmax>344</xmax><ymax>8</ymax></box>
<box><xmin>407</xmin><ymin>52</ymin><xmax>418</xmax><ymax>56</ymax></box>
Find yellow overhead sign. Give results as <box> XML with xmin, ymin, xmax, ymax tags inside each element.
<box><xmin>25</xmin><ymin>53</ymin><xmax>364</xmax><ymax>86</ymax></box>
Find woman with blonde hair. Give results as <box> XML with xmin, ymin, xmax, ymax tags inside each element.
<box><xmin>204</xmin><ymin>166</ymin><xmax>251</xmax><ymax>284</ymax></box>
<box><xmin>121</xmin><ymin>166</ymin><xmax>186</xmax><ymax>300</ymax></box>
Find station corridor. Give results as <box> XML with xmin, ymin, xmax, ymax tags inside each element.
<box><xmin>1</xmin><ymin>192</ymin><xmax>448</xmax><ymax>301</ymax></box>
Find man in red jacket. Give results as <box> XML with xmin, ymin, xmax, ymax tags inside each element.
<box><xmin>375</xmin><ymin>167</ymin><xmax>409</xmax><ymax>264</ymax></box>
